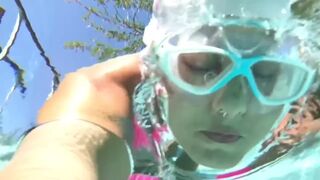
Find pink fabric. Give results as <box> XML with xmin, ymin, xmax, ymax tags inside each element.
<box><xmin>216</xmin><ymin>167</ymin><xmax>252</xmax><ymax>179</ymax></box>
<box><xmin>132</xmin><ymin>116</ymin><xmax>151</xmax><ymax>150</ymax></box>
<box><xmin>129</xmin><ymin>167</ymin><xmax>251</xmax><ymax>180</ymax></box>
<box><xmin>129</xmin><ymin>174</ymin><xmax>160</xmax><ymax>180</ymax></box>
<box><xmin>152</xmin><ymin>124</ymin><xmax>168</xmax><ymax>144</ymax></box>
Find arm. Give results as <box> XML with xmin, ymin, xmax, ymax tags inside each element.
<box><xmin>1</xmin><ymin>120</ymin><xmax>131</xmax><ymax>180</ymax></box>
<box><xmin>0</xmin><ymin>54</ymin><xmax>141</xmax><ymax>179</ymax></box>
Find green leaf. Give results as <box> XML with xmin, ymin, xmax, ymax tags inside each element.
<box><xmin>90</xmin><ymin>42</ymin><xmax>104</xmax><ymax>55</ymax></box>
<box><xmin>89</xmin><ymin>7</ymin><xmax>100</xmax><ymax>14</ymax></box>
<box><xmin>68</xmin><ymin>0</ymin><xmax>152</xmax><ymax>62</ymax></box>
<box><xmin>139</xmin><ymin>0</ymin><xmax>153</xmax><ymax>12</ymax></box>
<box><xmin>0</xmin><ymin>6</ymin><xmax>5</xmax><ymax>23</ymax></box>
<box><xmin>64</xmin><ymin>41</ymin><xmax>87</xmax><ymax>51</ymax></box>
<box><xmin>97</xmin><ymin>0</ymin><xmax>106</xmax><ymax>5</ymax></box>
<box><xmin>106</xmin><ymin>30</ymin><xmax>130</xmax><ymax>41</ymax></box>
<box><xmin>100</xmin><ymin>47</ymin><xmax>117</xmax><ymax>60</ymax></box>
<box><xmin>115</xmin><ymin>0</ymin><xmax>134</xmax><ymax>9</ymax></box>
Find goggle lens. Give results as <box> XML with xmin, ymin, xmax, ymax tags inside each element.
<box><xmin>252</xmin><ymin>61</ymin><xmax>309</xmax><ymax>101</ymax></box>
<box><xmin>170</xmin><ymin>50</ymin><xmax>312</xmax><ymax>104</ymax></box>
<box><xmin>176</xmin><ymin>52</ymin><xmax>233</xmax><ymax>88</ymax></box>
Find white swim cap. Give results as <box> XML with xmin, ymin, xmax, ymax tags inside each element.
<box><xmin>143</xmin><ymin>0</ymin><xmax>296</xmax><ymax>45</ymax></box>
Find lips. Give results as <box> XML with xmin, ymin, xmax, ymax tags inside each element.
<box><xmin>200</xmin><ymin>131</ymin><xmax>242</xmax><ymax>144</ymax></box>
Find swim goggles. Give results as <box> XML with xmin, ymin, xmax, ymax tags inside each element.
<box><xmin>156</xmin><ymin>19</ymin><xmax>316</xmax><ymax>106</ymax></box>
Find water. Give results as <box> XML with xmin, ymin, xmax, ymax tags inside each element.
<box><xmin>2</xmin><ymin>0</ymin><xmax>320</xmax><ymax>179</ymax></box>
<box><xmin>134</xmin><ymin>0</ymin><xmax>320</xmax><ymax>179</ymax></box>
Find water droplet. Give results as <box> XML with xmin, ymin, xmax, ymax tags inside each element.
<box><xmin>241</xmin><ymin>7</ymin><xmax>246</xmax><ymax>16</ymax></box>
<box><xmin>204</xmin><ymin>71</ymin><xmax>217</xmax><ymax>83</ymax></box>
<box><xmin>281</xmin><ymin>9</ymin><xmax>287</xmax><ymax>15</ymax></box>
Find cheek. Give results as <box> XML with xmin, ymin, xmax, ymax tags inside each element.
<box><xmin>247</xmin><ymin>106</ymin><xmax>284</xmax><ymax>139</ymax></box>
<box><xmin>167</xmin><ymin>89</ymin><xmax>211</xmax><ymax>121</ymax></box>
<box><xmin>162</xmin><ymin>77</ymin><xmax>204</xmax><ymax>130</ymax></box>
<box><xmin>248</xmin><ymin>99</ymin><xmax>282</xmax><ymax>115</ymax></box>
<box><xmin>166</xmin><ymin>91</ymin><xmax>208</xmax><ymax>135</ymax></box>
<box><xmin>263</xmin><ymin>107</ymin><xmax>284</xmax><ymax>129</ymax></box>
<box><xmin>167</xmin><ymin>97</ymin><xmax>196</xmax><ymax>126</ymax></box>
<box><xmin>164</xmin><ymin>77</ymin><xmax>211</xmax><ymax>105</ymax></box>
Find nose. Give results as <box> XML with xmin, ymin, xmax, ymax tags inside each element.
<box><xmin>210</xmin><ymin>76</ymin><xmax>252</xmax><ymax>119</ymax></box>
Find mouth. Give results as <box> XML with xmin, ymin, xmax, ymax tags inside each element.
<box><xmin>199</xmin><ymin>130</ymin><xmax>242</xmax><ymax>144</ymax></box>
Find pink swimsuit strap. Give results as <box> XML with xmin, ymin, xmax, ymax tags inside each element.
<box><xmin>128</xmin><ymin>166</ymin><xmax>252</xmax><ymax>180</ymax></box>
<box><xmin>128</xmin><ymin>174</ymin><xmax>160</xmax><ymax>180</ymax></box>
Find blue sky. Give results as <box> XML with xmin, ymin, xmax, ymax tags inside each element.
<box><xmin>0</xmin><ymin>0</ymin><xmax>150</xmax><ymax>137</ymax></box>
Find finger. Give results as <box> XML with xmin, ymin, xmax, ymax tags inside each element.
<box><xmin>78</xmin><ymin>53</ymin><xmax>142</xmax><ymax>88</ymax></box>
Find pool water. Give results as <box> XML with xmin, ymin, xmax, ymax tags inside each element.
<box><xmin>1</xmin><ymin>0</ymin><xmax>320</xmax><ymax>179</ymax></box>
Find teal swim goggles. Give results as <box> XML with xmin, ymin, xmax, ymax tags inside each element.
<box><xmin>156</xmin><ymin>19</ymin><xmax>316</xmax><ymax>106</ymax></box>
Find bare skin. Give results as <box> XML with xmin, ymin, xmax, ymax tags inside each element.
<box><xmin>38</xmin><ymin>53</ymin><xmax>141</xmax><ymax>138</ymax></box>
<box><xmin>0</xmin><ymin>54</ymin><xmax>141</xmax><ymax>180</ymax></box>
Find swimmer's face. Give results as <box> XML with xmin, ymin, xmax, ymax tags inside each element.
<box><xmin>165</xmin><ymin>76</ymin><xmax>283</xmax><ymax>169</ymax></box>
<box><xmin>161</xmin><ymin>24</ymin><xmax>293</xmax><ymax>169</ymax></box>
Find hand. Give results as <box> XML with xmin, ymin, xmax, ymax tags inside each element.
<box><xmin>37</xmin><ymin>54</ymin><xmax>141</xmax><ymax>139</ymax></box>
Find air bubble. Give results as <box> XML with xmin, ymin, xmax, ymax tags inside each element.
<box><xmin>281</xmin><ymin>9</ymin><xmax>287</xmax><ymax>15</ymax></box>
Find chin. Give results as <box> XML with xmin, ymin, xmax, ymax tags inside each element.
<box><xmin>198</xmin><ymin>157</ymin><xmax>240</xmax><ymax>169</ymax></box>
<box><xmin>187</xmin><ymin>148</ymin><xmax>243</xmax><ymax>169</ymax></box>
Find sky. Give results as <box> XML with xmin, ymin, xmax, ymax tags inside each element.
<box><xmin>0</xmin><ymin>0</ymin><xmax>150</xmax><ymax>138</ymax></box>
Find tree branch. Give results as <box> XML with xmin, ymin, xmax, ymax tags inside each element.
<box><xmin>15</xmin><ymin>0</ymin><xmax>61</xmax><ymax>91</ymax></box>
<box><xmin>0</xmin><ymin>14</ymin><xmax>22</xmax><ymax>60</ymax></box>
<box><xmin>0</xmin><ymin>6</ymin><xmax>5</xmax><ymax>23</ymax></box>
<box><xmin>2</xmin><ymin>56</ymin><xmax>26</xmax><ymax>94</ymax></box>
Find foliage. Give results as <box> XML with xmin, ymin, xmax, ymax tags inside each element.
<box><xmin>65</xmin><ymin>0</ymin><xmax>153</xmax><ymax>62</ymax></box>
<box><xmin>0</xmin><ymin>6</ymin><xmax>4</xmax><ymax>23</ymax></box>
<box><xmin>65</xmin><ymin>0</ymin><xmax>320</xmax><ymax>62</ymax></box>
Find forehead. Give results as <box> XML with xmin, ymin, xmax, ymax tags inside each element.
<box><xmin>192</xmin><ymin>23</ymin><xmax>275</xmax><ymax>43</ymax></box>
<box><xmin>169</xmin><ymin>20</ymin><xmax>303</xmax><ymax>59</ymax></box>
<box><xmin>175</xmin><ymin>23</ymin><xmax>278</xmax><ymax>56</ymax></box>
<box><xmin>208</xmin><ymin>0</ymin><xmax>292</xmax><ymax>20</ymax></box>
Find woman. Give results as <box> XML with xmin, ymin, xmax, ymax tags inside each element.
<box><xmin>129</xmin><ymin>0</ymin><xmax>320</xmax><ymax>178</ymax></box>
<box><xmin>1</xmin><ymin>0</ymin><xmax>320</xmax><ymax>179</ymax></box>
